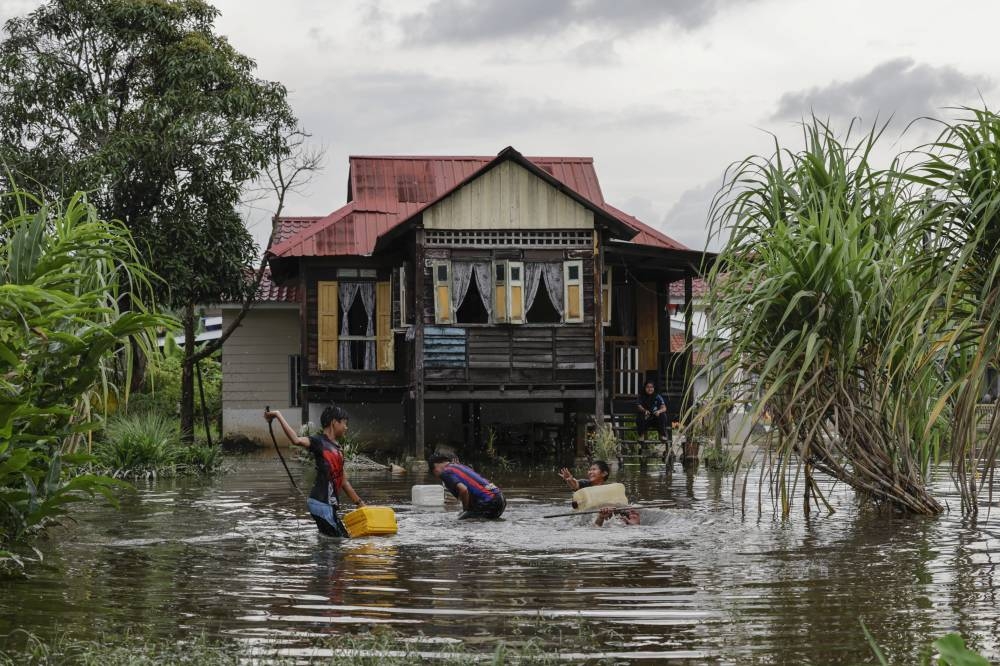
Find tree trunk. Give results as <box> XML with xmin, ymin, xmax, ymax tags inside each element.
<box><xmin>180</xmin><ymin>304</ymin><xmax>196</xmax><ymax>445</ymax></box>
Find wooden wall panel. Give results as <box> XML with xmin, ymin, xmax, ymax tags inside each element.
<box><xmin>424</xmin><ymin>161</ymin><xmax>594</xmax><ymax>231</ymax></box>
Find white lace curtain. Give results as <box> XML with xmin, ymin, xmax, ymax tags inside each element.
<box><xmin>359</xmin><ymin>282</ymin><xmax>375</xmax><ymax>370</ymax></box>
<box><xmin>541</xmin><ymin>263</ymin><xmax>564</xmax><ymax>316</ymax></box>
<box><xmin>522</xmin><ymin>263</ymin><xmax>564</xmax><ymax>321</ymax></box>
<box><xmin>338</xmin><ymin>281</ymin><xmax>375</xmax><ymax>370</ymax></box>
<box><xmin>472</xmin><ymin>262</ymin><xmax>492</xmax><ymax>314</ymax></box>
<box><xmin>452</xmin><ymin>262</ymin><xmax>492</xmax><ymax>315</ymax></box>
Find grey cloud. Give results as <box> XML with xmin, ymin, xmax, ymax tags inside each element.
<box><xmin>400</xmin><ymin>0</ymin><xmax>743</xmax><ymax>44</ymax></box>
<box><xmin>300</xmin><ymin>71</ymin><xmax>685</xmax><ymax>141</ymax></box>
<box><xmin>663</xmin><ymin>177</ymin><xmax>724</xmax><ymax>251</ymax></box>
<box><xmin>772</xmin><ymin>58</ymin><xmax>991</xmax><ymax>123</ymax></box>
<box><xmin>569</xmin><ymin>39</ymin><xmax>621</xmax><ymax>67</ymax></box>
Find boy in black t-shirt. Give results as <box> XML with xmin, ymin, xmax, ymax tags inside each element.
<box><xmin>265</xmin><ymin>405</ymin><xmax>366</xmax><ymax>537</ymax></box>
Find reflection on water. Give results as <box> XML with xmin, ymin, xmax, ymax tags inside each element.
<box><xmin>2</xmin><ymin>455</ymin><xmax>999</xmax><ymax>664</ymax></box>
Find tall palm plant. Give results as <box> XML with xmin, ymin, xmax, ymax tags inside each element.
<box><xmin>899</xmin><ymin>107</ymin><xmax>1000</xmax><ymax>515</ymax></box>
<box><xmin>698</xmin><ymin>118</ymin><xmax>943</xmax><ymax>516</ymax></box>
<box><xmin>0</xmin><ymin>187</ymin><xmax>169</xmax><ymax>565</ymax></box>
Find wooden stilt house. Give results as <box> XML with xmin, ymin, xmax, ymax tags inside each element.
<box><xmin>261</xmin><ymin>147</ymin><xmax>709</xmax><ymax>459</ymax></box>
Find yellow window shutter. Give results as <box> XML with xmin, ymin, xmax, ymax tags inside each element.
<box><xmin>318</xmin><ymin>281</ymin><xmax>339</xmax><ymax>371</ymax></box>
<box><xmin>376</xmin><ymin>280</ymin><xmax>394</xmax><ymax>370</ymax></box>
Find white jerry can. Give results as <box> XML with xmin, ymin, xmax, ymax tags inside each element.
<box><xmin>411</xmin><ymin>484</ymin><xmax>445</xmax><ymax>506</ymax></box>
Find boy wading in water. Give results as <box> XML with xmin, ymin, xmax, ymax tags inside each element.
<box><xmin>557</xmin><ymin>460</ymin><xmax>611</xmax><ymax>491</ymax></box>
<box><xmin>264</xmin><ymin>406</ymin><xmax>366</xmax><ymax>537</ymax></box>
<box><xmin>428</xmin><ymin>454</ymin><xmax>506</xmax><ymax>520</ymax></box>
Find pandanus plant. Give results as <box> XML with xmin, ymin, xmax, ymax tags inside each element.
<box><xmin>697</xmin><ymin>118</ymin><xmax>944</xmax><ymax>516</ymax></box>
<box><xmin>899</xmin><ymin>108</ymin><xmax>1000</xmax><ymax>516</ymax></box>
<box><xmin>0</xmin><ymin>187</ymin><xmax>169</xmax><ymax>567</ymax></box>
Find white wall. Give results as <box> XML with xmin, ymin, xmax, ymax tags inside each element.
<box><xmin>221</xmin><ymin>305</ymin><xmax>301</xmax><ymax>442</ymax></box>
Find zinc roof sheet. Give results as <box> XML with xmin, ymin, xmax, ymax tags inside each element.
<box><xmin>269</xmin><ymin>150</ymin><xmax>688</xmax><ymax>258</ymax></box>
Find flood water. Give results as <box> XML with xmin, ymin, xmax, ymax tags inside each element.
<box><xmin>2</xmin><ymin>453</ymin><xmax>1000</xmax><ymax>664</ymax></box>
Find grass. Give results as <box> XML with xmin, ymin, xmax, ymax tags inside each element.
<box><xmin>0</xmin><ymin>627</ymin><xmax>597</xmax><ymax>665</ymax></box>
<box><xmin>91</xmin><ymin>411</ymin><xmax>226</xmax><ymax>479</ymax></box>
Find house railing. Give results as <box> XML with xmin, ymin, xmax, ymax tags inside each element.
<box><xmin>606</xmin><ymin>336</ymin><xmax>640</xmax><ymax>398</ymax></box>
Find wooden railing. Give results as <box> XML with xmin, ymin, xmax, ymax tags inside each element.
<box><xmin>606</xmin><ymin>336</ymin><xmax>641</xmax><ymax>398</ymax></box>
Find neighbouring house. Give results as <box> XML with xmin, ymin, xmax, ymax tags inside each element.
<box><xmin>223</xmin><ymin>147</ymin><xmax>713</xmax><ymax>458</ymax></box>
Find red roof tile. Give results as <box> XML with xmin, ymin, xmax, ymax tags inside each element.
<box><xmin>257</xmin><ymin>267</ymin><xmax>298</xmax><ymax>303</ymax></box>
<box><xmin>669</xmin><ymin>277</ymin><xmax>708</xmax><ymax>299</ymax></box>
<box><xmin>268</xmin><ymin>149</ymin><xmax>689</xmax><ymax>259</ymax></box>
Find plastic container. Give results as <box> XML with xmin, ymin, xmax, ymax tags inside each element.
<box><xmin>343</xmin><ymin>506</ymin><xmax>398</xmax><ymax>537</ymax></box>
<box><xmin>411</xmin><ymin>484</ymin><xmax>445</xmax><ymax>506</ymax></box>
<box><xmin>571</xmin><ymin>483</ymin><xmax>628</xmax><ymax>511</ymax></box>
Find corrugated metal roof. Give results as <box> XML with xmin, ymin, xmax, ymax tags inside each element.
<box><xmin>269</xmin><ymin>150</ymin><xmax>689</xmax><ymax>259</ymax></box>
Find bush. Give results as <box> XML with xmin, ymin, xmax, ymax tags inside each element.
<box><xmin>93</xmin><ymin>412</ymin><xmax>226</xmax><ymax>478</ymax></box>
<box><xmin>93</xmin><ymin>413</ymin><xmax>181</xmax><ymax>476</ymax></box>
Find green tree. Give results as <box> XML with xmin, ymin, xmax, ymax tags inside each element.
<box><xmin>0</xmin><ymin>0</ymin><xmax>302</xmax><ymax>442</ymax></box>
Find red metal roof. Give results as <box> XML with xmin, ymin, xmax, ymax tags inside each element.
<box><xmin>268</xmin><ymin>150</ymin><xmax>689</xmax><ymax>259</ymax></box>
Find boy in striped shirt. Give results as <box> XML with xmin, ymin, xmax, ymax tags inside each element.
<box><xmin>428</xmin><ymin>453</ymin><xmax>506</xmax><ymax>520</ymax></box>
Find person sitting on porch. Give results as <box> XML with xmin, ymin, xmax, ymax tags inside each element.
<box><xmin>428</xmin><ymin>453</ymin><xmax>506</xmax><ymax>520</ymax></box>
<box><xmin>636</xmin><ymin>381</ymin><xmax>670</xmax><ymax>441</ymax></box>
<box><xmin>558</xmin><ymin>460</ymin><xmax>610</xmax><ymax>491</ymax></box>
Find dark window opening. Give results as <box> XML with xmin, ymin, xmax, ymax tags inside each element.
<box><xmin>346</xmin><ymin>296</ymin><xmax>369</xmax><ymax>369</ymax></box>
<box><xmin>568</xmin><ymin>264</ymin><xmax>580</xmax><ymax>281</ymax></box>
<box><xmin>527</xmin><ymin>283</ymin><xmax>560</xmax><ymax>323</ymax></box>
<box><xmin>456</xmin><ymin>279</ymin><xmax>488</xmax><ymax>324</ymax></box>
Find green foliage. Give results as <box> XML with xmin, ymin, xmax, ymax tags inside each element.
<box><xmin>898</xmin><ymin>107</ymin><xmax>1000</xmax><ymax>515</ymax></box>
<box><xmin>587</xmin><ymin>423</ymin><xmax>619</xmax><ymax>462</ymax></box>
<box><xmin>92</xmin><ymin>411</ymin><xmax>225</xmax><ymax>477</ymax></box>
<box><xmin>699</xmin><ymin>117</ymin><xmax>943</xmax><ymax>516</ymax></box>
<box><xmin>862</xmin><ymin>620</ymin><xmax>990</xmax><ymax>666</ymax></box>
<box><xmin>129</xmin><ymin>335</ymin><xmax>221</xmax><ymax>423</ymax></box>
<box><xmin>0</xmin><ymin>627</ymin><xmax>571</xmax><ymax>665</ymax></box>
<box><xmin>0</xmin><ymin>188</ymin><xmax>167</xmax><ymax>570</ymax></box>
<box><xmin>93</xmin><ymin>412</ymin><xmax>180</xmax><ymax>475</ymax></box>
<box><xmin>0</xmin><ymin>0</ymin><xmax>296</xmax><ymax>310</ymax></box>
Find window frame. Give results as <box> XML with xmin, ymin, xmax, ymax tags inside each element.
<box><xmin>564</xmin><ymin>260</ymin><xmax>584</xmax><ymax>323</ymax></box>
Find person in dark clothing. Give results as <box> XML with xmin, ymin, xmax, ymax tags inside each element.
<box><xmin>428</xmin><ymin>453</ymin><xmax>506</xmax><ymax>519</ymax></box>
<box><xmin>636</xmin><ymin>380</ymin><xmax>670</xmax><ymax>441</ymax></box>
<box><xmin>557</xmin><ymin>460</ymin><xmax>611</xmax><ymax>491</ymax></box>
<box><xmin>265</xmin><ymin>405</ymin><xmax>366</xmax><ymax>537</ymax></box>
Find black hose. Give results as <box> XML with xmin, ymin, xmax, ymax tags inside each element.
<box><xmin>266</xmin><ymin>406</ymin><xmax>303</xmax><ymax>496</ymax></box>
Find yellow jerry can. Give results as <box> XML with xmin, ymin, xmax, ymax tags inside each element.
<box><xmin>343</xmin><ymin>506</ymin><xmax>398</xmax><ymax>537</ymax></box>
<box><xmin>571</xmin><ymin>483</ymin><xmax>629</xmax><ymax>511</ymax></box>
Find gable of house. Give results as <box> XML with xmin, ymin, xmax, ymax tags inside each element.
<box><xmin>422</xmin><ymin>160</ymin><xmax>593</xmax><ymax>231</ymax></box>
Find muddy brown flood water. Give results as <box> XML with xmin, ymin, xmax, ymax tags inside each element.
<box><xmin>2</xmin><ymin>453</ymin><xmax>1000</xmax><ymax>663</ymax></box>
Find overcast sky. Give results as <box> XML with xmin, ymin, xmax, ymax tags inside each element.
<box><xmin>4</xmin><ymin>0</ymin><xmax>999</xmax><ymax>252</ymax></box>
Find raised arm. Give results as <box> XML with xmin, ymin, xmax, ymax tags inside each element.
<box><xmin>558</xmin><ymin>467</ymin><xmax>580</xmax><ymax>491</ymax></box>
<box><xmin>264</xmin><ymin>409</ymin><xmax>309</xmax><ymax>447</ymax></box>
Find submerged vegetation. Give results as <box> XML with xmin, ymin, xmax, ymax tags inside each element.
<box><xmin>0</xmin><ymin>188</ymin><xmax>168</xmax><ymax>571</ymax></box>
<box><xmin>699</xmin><ymin>109</ymin><xmax>1000</xmax><ymax>517</ymax></box>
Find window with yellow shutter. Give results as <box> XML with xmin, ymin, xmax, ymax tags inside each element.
<box><xmin>564</xmin><ymin>260</ymin><xmax>584</xmax><ymax>323</ymax></box>
<box><xmin>433</xmin><ymin>262</ymin><xmax>452</xmax><ymax>324</ymax></box>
